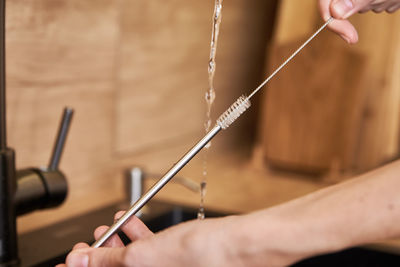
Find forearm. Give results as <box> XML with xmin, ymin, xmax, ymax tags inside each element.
<box><xmin>61</xmin><ymin>161</ymin><xmax>400</xmax><ymax>267</ymax></box>
<box><xmin>233</xmin><ymin>160</ymin><xmax>400</xmax><ymax>266</ymax></box>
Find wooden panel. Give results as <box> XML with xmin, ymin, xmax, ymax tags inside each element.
<box><xmin>114</xmin><ymin>0</ymin><xmax>207</xmax><ymax>154</ymax></box>
<box><xmin>262</xmin><ymin>32</ymin><xmax>366</xmax><ymax>172</ymax></box>
<box><xmin>4</xmin><ymin>0</ymin><xmax>277</xmax><ymax>233</ymax></box>
<box><xmin>351</xmin><ymin>13</ymin><xmax>400</xmax><ymax>171</ymax></box>
<box><xmin>6</xmin><ymin>0</ymin><xmax>122</xmax><ymax>233</ymax></box>
<box><xmin>152</xmin><ymin>149</ymin><xmax>326</xmax><ymax>214</ymax></box>
<box><xmin>115</xmin><ymin>0</ymin><xmax>278</xmax><ymax>154</ymax></box>
<box><xmin>274</xmin><ymin>0</ymin><xmax>318</xmax><ymax>45</ymax></box>
<box><xmin>260</xmin><ymin>1</ymin><xmax>400</xmax><ymax>174</ymax></box>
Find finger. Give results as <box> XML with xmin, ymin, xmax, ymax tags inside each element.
<box><xmin>114</xmin><ymin>211</ymin><xmax>154</xmax><ymax>242</ymax></box>
<box><xmin>371</xmin><ymin>2</ymin><xmax>393</xmax><ymax>12</ymax></box>
<box><xmin>56</xmin><ymin>244</ymin><xmax>89</xmax><ymax>267</ymax></box>
<box><xmin>94</xmin><ymin>225</ymin><xmax>124</xmax><ymax>248</ymax></box>
<box><xmin>359</xmin><ymin>6</ymin><xmax>371</xmax><ymax>12</ymax></box>
<box><xmin>372</xmin><ymin>7</ymin><xmax>385</xmax><ymax>12</ymax></box>
<box><xmin>330</xmin><ymin>0</ymin><xmax>374</xmax><ymax>19</ymax></box>
<box><xmin>319</xmin><ymin>0</ymin><xmax>334</xmax><ymax>20</ymax></box>
<box><xmin>73</xmin><ymin>243</ymin><xmax>90</xmax><ymax>250</ymax></box>
<box><xmin>328</xmin><ymin>19</ymin><xmax>359</xmax><ymax>43</ymax></box>
<box><xmin>65</xmin><ymin>247</ymin><xmax>126</xmax><ymax>267</ymax></box>
<box><xmin>319</xmin><ymin>0</ymin><xmax>359</xmax><ymax>43</ymax></box>
<box><xmin>387</xmin><ymin>3</ymin><xmax>400</xmax><ymax>12</ymax></box>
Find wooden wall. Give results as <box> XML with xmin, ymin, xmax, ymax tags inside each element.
<box><xmin>7</xmin><ymin>0</ymin><xmax>400</xmax><ymax>236</ymax></box>
<box><xmin>6</xmin><ymin>0</ymin><xmax>277</xmax><ymax>233</ymax></box>
<box><xmin>260</xmin><ymin>0</ymin><xmax>400</xmax><ymax>175</ymax></box>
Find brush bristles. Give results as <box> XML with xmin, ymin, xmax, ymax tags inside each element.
<box><xmin>216</xmin><ymin>95</ymin><xmax>251</xmax><ymax>130</ymax></box>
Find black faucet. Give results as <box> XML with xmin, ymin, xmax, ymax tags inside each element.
<box><xmin>14</xmin><ymin>108</ymin><xmax>72</xmax><ymax>217</ymax></box>
<box><xmin>0</xmin><ymin>1</ymin><xmax>72</xmax><ymax>265</ymax></box>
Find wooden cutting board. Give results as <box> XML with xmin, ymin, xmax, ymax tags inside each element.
<box><xmin>260</xmin><ymin>32</ymin><xmax>366</xmax><ymax>173</ymax></box>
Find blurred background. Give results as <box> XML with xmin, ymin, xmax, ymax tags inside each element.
<box><xmin>7</xmin><ymin>0</ymin><xmax>400</xmax><ymax>234</ymax></box>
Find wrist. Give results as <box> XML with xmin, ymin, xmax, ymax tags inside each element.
<box><xmin>229</xmin><ymin>202</ymin><xmax>344</xmax><ymax>267</ymax></box>
<box><xmin>228</xmin><ymin>212</ymin><xmax>305</xmax><ymax>267</ymax></box>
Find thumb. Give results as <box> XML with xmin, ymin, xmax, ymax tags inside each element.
<box><xmin>66</xmin><ymin>247</ymin><xmax>126</xmax><ymax>267</ymax></box>
<box><xmin>330</xmin><ymin>0</ymin><xmax>370</xmax><ymax>19</ymax></box>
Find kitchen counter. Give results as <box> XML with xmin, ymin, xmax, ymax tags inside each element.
<box><xmin>151</xmin><ymin>147</ymin><xmax>325</xmax><ymax>214</ymax></box>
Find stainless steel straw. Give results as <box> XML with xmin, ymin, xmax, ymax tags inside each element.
<box><xmin>92</xmin><ymin>17</ymin><xmax>333</xmax><ymax>248</ymax></box>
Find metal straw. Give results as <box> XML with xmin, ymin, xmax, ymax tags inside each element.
<box><xmin>92</xmin><ymin>125</ymin><xmax>221</xmax><ymax>247</ymax></box>
<box><xmin>92</xmin><ymin>17</ymin><xmax>333</xmax><ymax>248</ymax></box>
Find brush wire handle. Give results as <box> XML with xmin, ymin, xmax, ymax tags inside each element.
<box><xmin>247</xmin><ymin>17</ymin><xmax>333</xmax><ymax>100</ymax></box>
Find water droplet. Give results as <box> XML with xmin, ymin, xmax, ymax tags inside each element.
<box><xmin>208</xmin><ymin>60</ymin><xmax>215</xmax><ymax>74</ymax></box>
<box><xmin>205</xmin><ymin>90</ymin><xmax>216</xmax><ymax>104</ymax></box>
<box><xmin>199</xmin><ymin>0</ymin><xmax>223</xmax><ymax>223</ymax></box>
<box><xmin>204</xmin><ymin>141</ymin><xmax>211</xmax><ymax>149</ymax></box>
<box><xmin>197</xmin><ymin>209</ymin><xmax>205</xmax><ymax>220</ymax></box>
<box><xmin>204</xmin><ymin>119</ymin><xmax>212</xmax><ymax>132</ymax></box>
<box><xmin>200</xmin><ymin>181</ymin><xmax>207</xmax><ymax>196</ymax></box>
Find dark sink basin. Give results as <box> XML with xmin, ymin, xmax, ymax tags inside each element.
<box><xmin>18</xmin><ymin>201</ymin><xmax>400</xmax><ymax>266</ymax></box>
<box><xmin>291</xmin><ymin>247</ymin><xmax>400</xmax><ymax>267</ymax></box>
<box><xmin>145</xmin><ymin>205</ymin><xmax>223</xmax><ymax>233</ymax></box>
<box><xmin>18</xmin><ymin>201</ymin><xmax>224</xmax><ymax>267</ymax></box>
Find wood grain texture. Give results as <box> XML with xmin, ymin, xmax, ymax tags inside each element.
<box><xmin>152</xmin><ymin>148</ymin><xmax>325</xmax><ymax>214</ymax></box>
<box><xmin>115</xmin><ymin>0</ymin><xmax>278</xmax><ymax>155</ymax></box>
<box><xmin>274</xmin><ymin>0</ymin><xmax>319</xmax><ymax>45</ymax></box>
<box><xmin>114</xmin><ymin>0</ymin><xmax>208</xmax><ymax>154</ymax></box>
<box><xmin>6</xmin><ymin>0</ymin><xmax>122</xmax><ymax>233</ymax></box>
<box><xmin>260</xmin><ymin>1</ymin><xmax>400</xmax><ymax>174</ymax></box>
<box><xmin>262</xmin><ymin>32</ymin><xmax>366</xmax><ymax>172</ymax></box>
<box><xmin>5</xmin><ymin>0</ymin><xmax>277</xmax><ymax>233</ymax></box>
<box><xmin>350</xmin><ymin>13</ymin><xmax>400</xmax><ymax>171</ymax></box>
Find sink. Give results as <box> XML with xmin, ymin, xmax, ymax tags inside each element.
<box><xmin>145</xmin><ymin>206</ymin><xmax>223</xmax><ymax>232</ymax></box>
<box><xmin>291</xmin><ymin>247</ymin><xmax>400</xmax><ymax>266</ymax></box>
<box><xmin>18</xmin><ymin>201</ymin><xmax>225</xmax><ymax>266</ymax></box>
<box><xmin>18</xmin><ymin>201</ymin><xmax>400</xmax><ymax>266</ymax></box>
<box><xmin>117</xmin><ymin>204</ymin><xmax>225</xmax><ymax>245</ymax></box>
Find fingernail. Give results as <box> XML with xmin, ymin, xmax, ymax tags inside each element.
<box><xmin>332</xmin><ymin>0</ymin><xmax>354</xmax><ymax>18</ymax></box>
<box><xmin>68</xmin><ymin>252</ymin><xmax>89</xmax><ymax>267</ymax></box>
<box><xmin>114</xmin><ymin>211</ymin><xmax>125</xmax><ymax>222</ymax></box>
